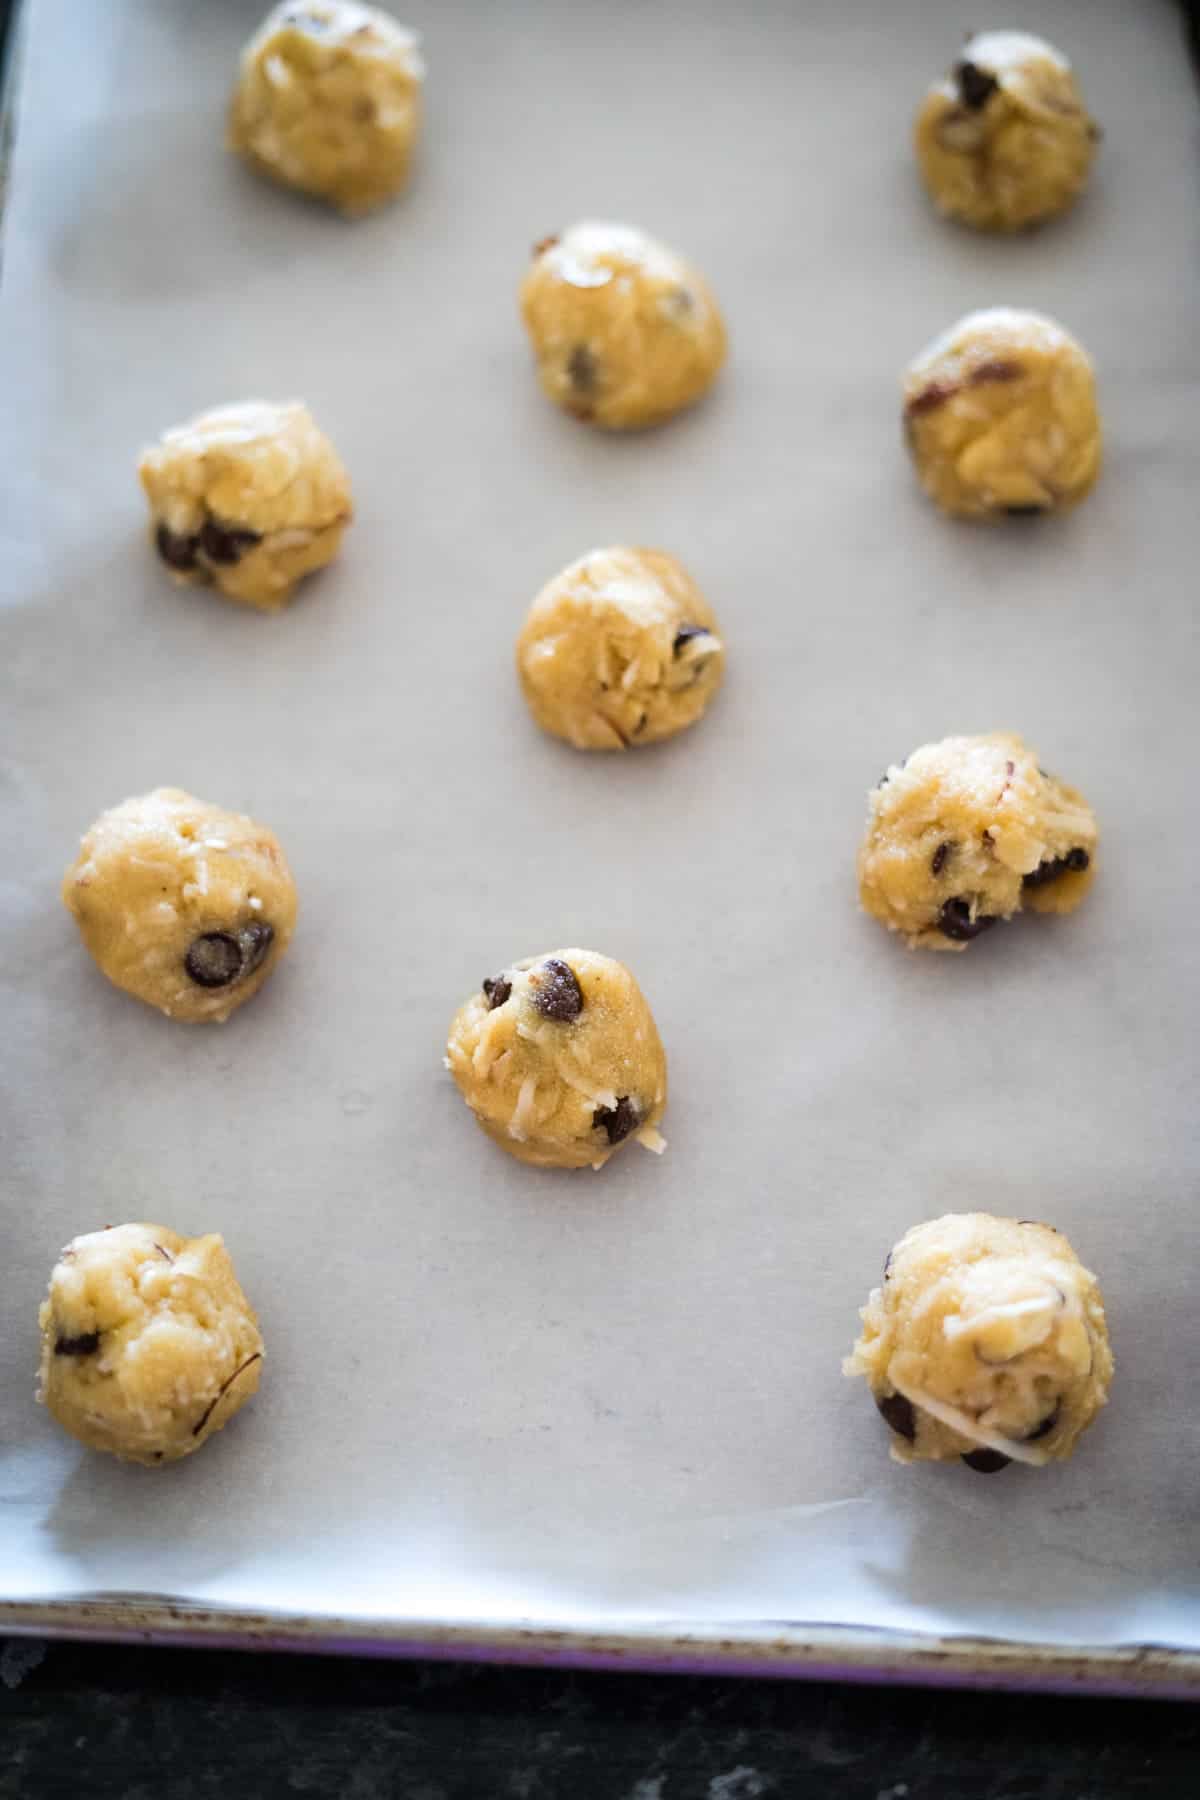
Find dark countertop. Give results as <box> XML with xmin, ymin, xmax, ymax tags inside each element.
<box><xmin>3</xmin><ymin>1638</ymin><xmax>1199</xmax><ymax>1799</ymax></box>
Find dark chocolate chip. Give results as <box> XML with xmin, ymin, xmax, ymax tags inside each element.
<box><xmin>184</xmin><ymin>922</ymin><xmax>274</xmax><ymax>990</ymax></box>
<box><xmin>594</xmin><ymin>1095</ymin><xmax>640</xmax><ymax>1145</ymax></box>
<box><xmin>238</xmin><ymin>921</ymin><xmax>275</xmax><ymax>976</ymax></box>
<box><xmin>666</xmin><ymin>285</ymin><xmax>695</xmax><ymax>316</ymax></box>
<box><xmin>185</xmin><ymin>933</ymin><xmax>242</xmax><ymax>988</ymax></box>
<box><xmin>566</xmin><ymin>344</ymin><xmax>598</xmax><ymax>394</ymax></box>
<box><xmin>1023</xmin><ymin>848</ymin><xmax>1090</xmax><ymax>889</ymax></box>
<box><xmin>938</xmin><ymin>898</ymin><xmax>996</xmax><ymax>942</ymax></box>
<box><xmin>930</xmin><ymin>841</ymin><xmax>952</xmax><ymax>877</ymax></box>
<box><xmin>875</xmin><ymin>1392</ymin><xmax>916</xmax><ymax>1441</ymax></box>
<box><xmin>1004</xmin><ymin>503</ymin><xmax>1046</xmax><ymax>517</ymax></box>
<box><xmin>199</xmin><ymin>518</ymin><xmax>262</xmax><ymax>566</ymax></box>
<box><xmin>969</xmin><ymin>359</ymin><xmax>1023</xmax><ymax>386</ymax></box>
<box><xmin>1025</xmin><ymin>1408</ymin><xmax>1059</xmax><ymax>1443</ymax></box>
<box><xmin>955</xmin><ymin>59</ymin><xmax>999</xmax><ymax>110</ymax></box>
<box><xmin>961</xmin><ymin>1448</ymin><xmax>1012</xmax><ymax>1473</ymax></box>
<box><xmin>54</xmin><ymin>1331</ymin><xmax>100</xmax><ymax>1357</ymax></box>
<box><xmin>673</xmin><ymin>623</ymin><xmax>710</xmax><ymax>654</ymax></box>
<box><xmin>155</xmin><ymin>524</ymin><xmax>199</xmax><ymax>572</ymax></box>
<box><xmin>530</xmin><ymin>958</ymin><xmax>583</xmax><ymax>1022</ymax></box>
<box><xmin>482</xmin><ymin>975</ymin><xmax>512</xmax><ymax>1009</ymax></box>
<box><xmin>905</xmin><ymin>381</ymin><xmax>955</xmax><ymax>418</ymax></box>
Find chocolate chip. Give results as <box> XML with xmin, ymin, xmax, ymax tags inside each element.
<box><xmin>199</xmin><ymin>519</ymin><xmax>262</xmax><ymax>566</ymax></box>
<box><xmin>1004</xmin><ymin>503</ymin><xmax>1046</xmax><ymax>517</ymax></box>
<box><xmin>239</xmin><ymin>921</ymin><xmax>274</xmax><ymax>975</ymax></box>
<box><xmin>673</xmin><ymin>623</ymin><xmax>709</xmax><ymax>654</ymax></box>
<box><xmin>155</xmin><ymin>524</ymin><xmax>198</xmax><ymax>571</ymax></box>
<box><xmin>968</xmin><ymin>360</ymin><xmax>1023</xmax><ymax>386</ymax></box>
<box><xmin>54</xmin><ymin>1331</ymin><xmax>100</xmax><ymax>1357</ymax></box>
<box><xmin>955</xmin><ymin>59</ymin><xmax>998</xmax><ymax>110</ymax></box>
<box><xmin>530</xmin><ymin>958</ymin><xmax>583</xmax><ymax>1022</ymax></box>
<box><xmin>938</xmin><ymin>898</ymin><xmax>996</xmax><ymax>942</ymax></box>
<box><xmin>666</xmin><ymin>286</ymin><xmax>695</xmax><ymax>316</ymax></box>
<box><xmin>1023</xmin><ymin>849</ymin><xmax>1090</xmax><ymax>889</ymax></box>
<box><xmin>184</xmin><ymin>922</ymin><xmax>275</xmax><ymax>990</ymax></box>
<box><xmin>566</xmin><ymin>344</ymin><xmax>598</xmax><ymax>394</ymax></box>
<box><xmin>1025</xmin><ymin>1409</ymin><xmax>1059</xmax><ymax>1442</ymax></box>
<box><xmin>930</xmin><ymin>841</ymin><xmax>952</xmax><ymax>877</ymax></box>
<box><xmin>594</xmin><ymin>1095</ymin><xmax>640</xmax><ymax>1145</ymax></box>
<box><xmin>883</xmin><ymin>1251</ymin><xmax>894</xmax><ymax>1280</ymax></box>
<box><xmin>905</xmin><ymin>382</ymin><xmax>955</xmax><ymax>418</ymax></box>
<box><xmin>961</xmin><ymin>1448</ymin><xmax>1012</xmax><ymax>1473</ymax></box>
<box><xmin>875</xmin><ymin>1392</ymin><xmax>916</xmax><ymax>1441</ymax></box>
<box><xmin>482</xmin><ymin>975</ymin><xmax>512</xmax><ymax>1009</ymax></box>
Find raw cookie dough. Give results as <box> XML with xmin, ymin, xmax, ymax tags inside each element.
<box><xmin>63</xmin><ymin>787</ymin><xmax>297</xmax><ymax>1022</ymax></box>
<box><xmin>446</xmin><ymin>949</ymin><xmax>667</xmax><ymax>1169</ymax></box>
<box><xmin>228</xmin><ymin>2</ymin><xmax>424</xmax><ymax>215</ymax></box>
<box><xmin>139</xmin><ymin>400</ymin><xmax>353</xmax><ymax>611</ymax></box>
<box><xmin>38</xmin><ymin>1223</ymin><xmax>263</xmax><ymax>1465</ymax></box>
<box><xmin>903</xmin><ymin>308</ymin><xmax>1101</xmax><ymax>518</ymax></box>
<box><xmin>915</xmin><ymin>30</ymin><xmax>1098</xmax><ymax>233</ymax></box>
<box><xmin>857</xmin><ymin>733</ymin><xmax>1097</xmax><ymax>951</ymax></box>
<box><xmin>519</xmin><ymin>222</ymin><xmax>726</xmax><ymax>430</ymax></box>
<box><xmin>844</xmin><ymin>1213</ymin><xmax>1113</xmax><ymax>1472</ymax></box>
<box><xmin>516</xmin><ymin>547</ymin><xmax>725</xmax><ymax>751</ymax></box>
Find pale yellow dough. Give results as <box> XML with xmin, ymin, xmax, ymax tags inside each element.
<box><xmin>903</xmin><ymin>308</ymin><xmax>1101</xmax><ymax>519</ymax></box>
<box><xmin>38</xmin><ymin>1224</ymin><xmax>264</xmax><ymax>1466</ymax></box>
<box><xmin>228</xmin><ymin>1</ymin><xmax>424</xmax><ymax>215</ymax></box>
<box><xmin>446</xmin><ymin>949</ymin><xmax>667</xmax><ymax>1170</ymax></box>
<box><xmin>63</xmin><ymin>788</ymin><xmax>298</xmax><ymax>1022</ymax></box>
<box><xmin>519</xmin><ymin>222</ymin><xmax>726</xmax><ymax>430</ymax></box>
<box><xmin>516</xmin><ymin>547</ymin><xmax>725</xmax><ymax>751</ymax></box>
<box><xmin>845</xmin><ymin>1214</ymin><xmax>1113</xmax><ymax>1472</ymax></box>
<box><xmin>915</xmin><ymin>30</ymin><xmax>1098</xmax><ymax>233</ymax></box>
<box><xmin>138</xmin><ymin>400</ymin><xmax>353</xmax><ymax>612</ymax></box>
<box><xmin>857</xmin><ymin>733</ymin><xmax>1097</xmax><ymax>951</ymax></box>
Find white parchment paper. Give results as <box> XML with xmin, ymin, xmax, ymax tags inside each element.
<box><xmin>2</xmin><ymin>0</ymin><xmax>1199</xmax><ymax>1655</ymax></box>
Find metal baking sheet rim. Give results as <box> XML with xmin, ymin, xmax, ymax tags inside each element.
<box><xmin>2</xmin><ymin>1603</ymin><xmax>1198</xmax><ymax>1698</ymax></box>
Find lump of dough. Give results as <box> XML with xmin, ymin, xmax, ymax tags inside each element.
<box><xmin>228</xmin><ymin>1</ymin><xmax>424</xmax><ymax>215</ymax></box>
<box><xmin>446</xmin><ymin>949</ymin><xmax>667</xmax><ymax>1169</ymax></box>
<box><xmin>914</xmin><ymin>30</ymin><xmax>1098</xmax><ymax>233</ymax></box>
<box><xmin>857</xmin><ymin>733</ymin><xmax>1097</xmax><ymax>952</ymax></box>
<box><xmin>902</xmin><ymin>308</ymin><xmax>1101</xmax><ymax>518</ymax></box>
<box><xmin>63</xmin><ymin>787</ymin><xmax>298</xmax><ymax>1022</ymax></box>
<box><xmin>844</xmin><ymin>1213</ymin><xmax>1113</xmax><ymax>1472</ymax></box>
<box><xmin>516</xmin><ymin>547</ymin><xmax>725</xmax><ymax>751</ymax></box>
<box><xmin>38</xmin><ymin>1223</ymin><xmax>264</xmax><ymax>1465</ymax></box>
<box><xmin>519</xmin><ymin>222</ymin><xmax>726</xmax><ymax>431</ymax></box>
<box><xmin>138</xmin><ymin>400</ymin><xmax>353</xmax><ymax>611</ymax></box>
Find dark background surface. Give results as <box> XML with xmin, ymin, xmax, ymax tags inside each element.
<box><xmin>2</xmin><ymin>1636</ymin><xmax>1200</xmax><ymax>1799</ymax></box>
<box><xmin>2</xmin><ymin>4</ymin><xmax>1197</xmax><ymax>1795</ymax></box>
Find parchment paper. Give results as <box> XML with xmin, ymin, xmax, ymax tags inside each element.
<box><xmin>2</xmin><ymin>0</ymin><xmax>1199</xmax><ymax>1656</ymax></box>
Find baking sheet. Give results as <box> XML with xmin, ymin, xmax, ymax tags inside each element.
<box><xmin>3</xmin><ymin>0</ymin><xmax>1200</xmax><ymax>1684</ymax></box>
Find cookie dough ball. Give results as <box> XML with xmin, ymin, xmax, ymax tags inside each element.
<box><xmin>845</xmin><ymin>1214</ymin><xmax>1113</xmax><ymax>1472</ymax></box>
<box><xmin>38</xmin><ymin>1224</ymin><xmax>264</xmax><ymax>1465</ymax></box>
<box><xmin>519</xmin><ymin>222</ymin><xmax>726</xmax><ymax>430</ymax></box>
<box><xmin>915</xmin><ymin>31</ymin><xmax>1098</xmax><ymax>233</ymax></box>
<box><xmin>857</xmin><ymin>733</ymin><xmax>1097</xmax><ymax>951</ymax></box>
<box><xmin>516</xmin><ymin>547</ymin><xmax>725</xmax><ymax>751</ymax></box>
<box><xmin>903</xmin><ymin>309</ymin><xmax>1101</xmax><ymax>519</ymax></box>
<box><xmin>138</xmin><ymin>400</ymin><xmax>353</xmax><ymax>611</ymax></box>
<box><xmin>63</xmin><ymin>788</ymin><xmax>297</xmax><ymax>1022</ymax></box>
<box><xmin>446</xmin><ymin>950</ymin><xmax>667</xmax><ymax>1170</ymax></box>
<box><xmin>228</xmin><ymin>2</ymin><xmax>424</xmax><ymax>215</ymax></box>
